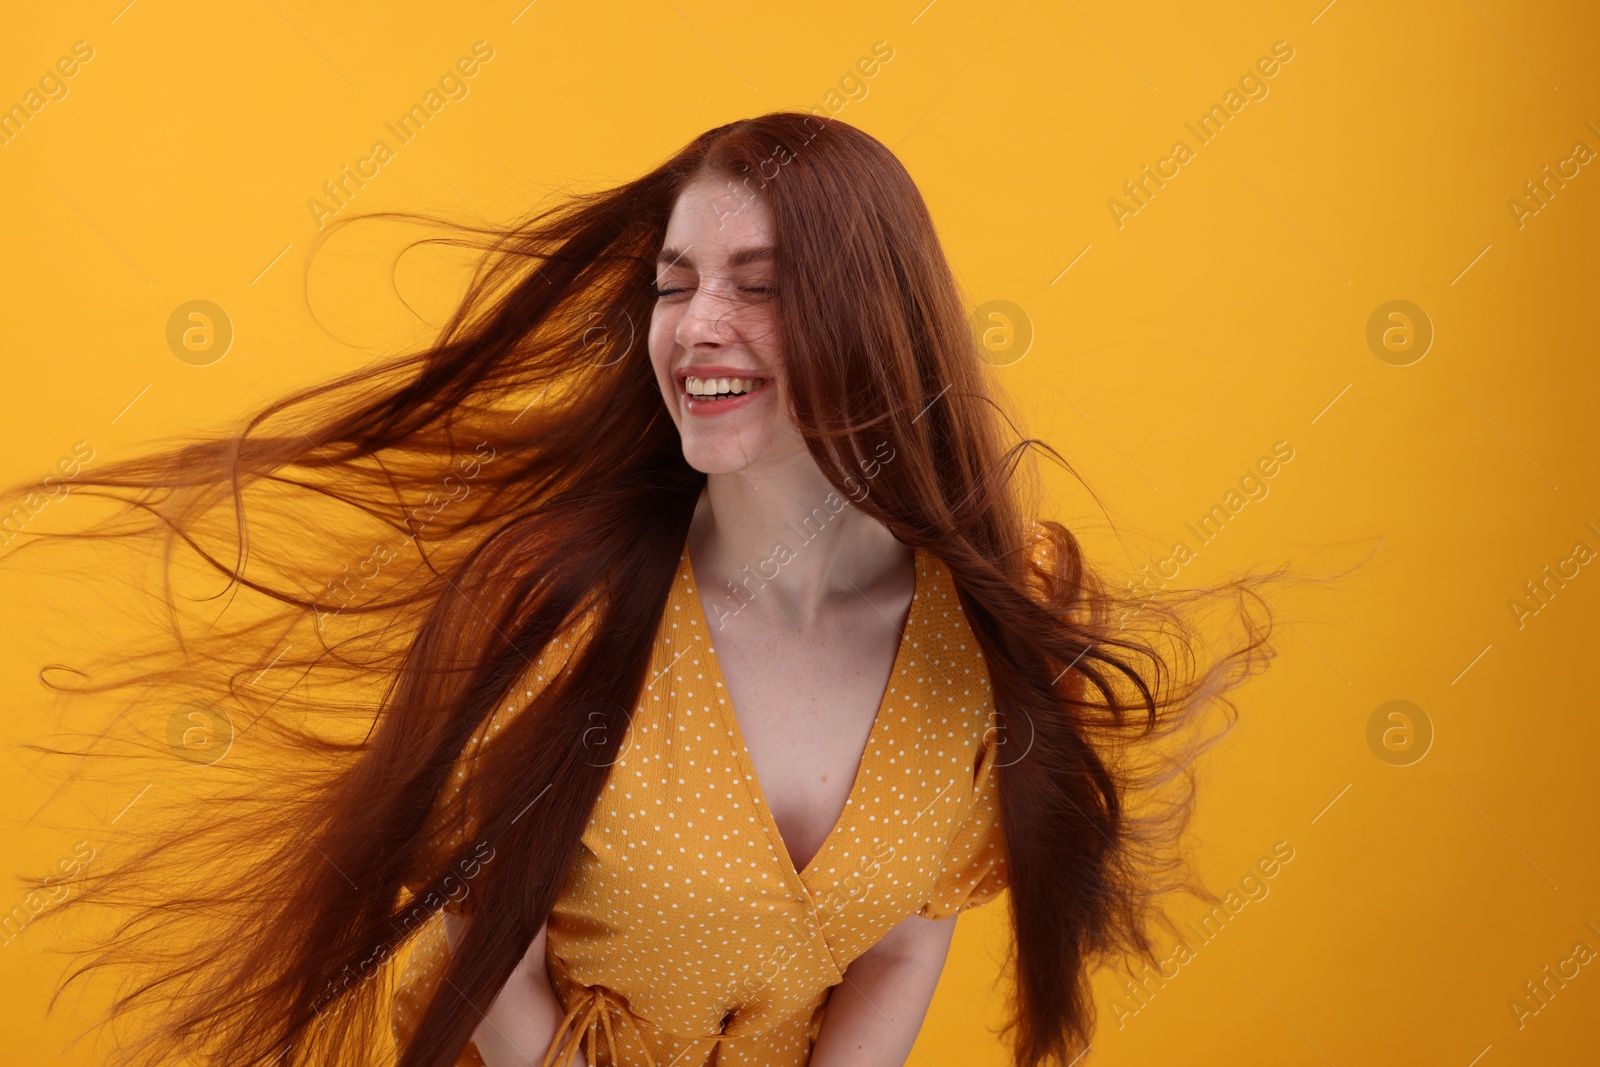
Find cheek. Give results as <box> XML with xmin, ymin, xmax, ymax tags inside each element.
<box><xmin>646</xmin><ymin>314</ymin><xmax>676</xmax><ymax>384</ymax></box>
<box><xmin>749</xmin><ymin>308</ymin><xmax>783</xmax><ymax>350</ymax></box>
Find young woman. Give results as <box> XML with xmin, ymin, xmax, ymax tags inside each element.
<box><xmin>13</xmin><ymin>111</ymin><xmax>1277</xmax><ymax>1067</ymax></box>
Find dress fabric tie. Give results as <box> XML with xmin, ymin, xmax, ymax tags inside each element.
<box><xmin>540</xmin><ymin>984</ymin><xmax>736</xmax><ymax>1067</ymax></box>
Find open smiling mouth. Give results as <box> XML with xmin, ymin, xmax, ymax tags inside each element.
<box><xmin>682</xmin><ymin>376</ymin><xmax>771</xmax><ymax>403</ymax></box>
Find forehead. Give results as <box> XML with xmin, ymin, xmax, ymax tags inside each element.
<box><xmin>658</xmin><ymin>172</ymin><xmax>775</xmax><ymax>271</ymax></box>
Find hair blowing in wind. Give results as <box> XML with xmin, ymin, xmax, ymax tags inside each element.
<box><xmin>7</xmin><ymin>111</ymin><xmax>1293</xmax><ymax>1066</ymax></box>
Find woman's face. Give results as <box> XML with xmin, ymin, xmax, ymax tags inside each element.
<box><xmin>648</xmin><ymin>171</ymin><xmax>804</xmax><ymax>476</ymax></box>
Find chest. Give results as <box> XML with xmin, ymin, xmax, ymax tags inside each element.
<box><xmin>693</xmin><ymin>575</ymin><xmax>914</xmax><ymax>876</ymax></box>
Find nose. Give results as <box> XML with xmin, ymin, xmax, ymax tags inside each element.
<box><xmin>674</xmin><ymin>284</ymin><xmax>737</xmax><ymax>350</ymax></box>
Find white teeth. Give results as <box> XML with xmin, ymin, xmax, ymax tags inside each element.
<box><xmin>685</xmin><ymin>376</ymin><xmax>766</xmax><ymax>397</ymax></box>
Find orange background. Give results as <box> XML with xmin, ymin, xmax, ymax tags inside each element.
<box><xmin>2</xmin><ymin>1</ymin><xmax>1596</xmax><ymax>1064</ymax></box>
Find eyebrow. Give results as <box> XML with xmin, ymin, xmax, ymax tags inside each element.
<box><xmin>655</xmin><ymin>245</ymin><xmax>775</xmax><ymax>269</ymax></box>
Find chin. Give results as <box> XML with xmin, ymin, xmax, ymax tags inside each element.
<box><xmin>680</xmin><ymin>437</ymin><xmax>762</xmax><ymax>476</ymax></box>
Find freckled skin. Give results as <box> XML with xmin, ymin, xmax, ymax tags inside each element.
<box><xmin>648</xmin><ymin>172</ymin><xmax>801</xmax><ymax>477</ymax></box>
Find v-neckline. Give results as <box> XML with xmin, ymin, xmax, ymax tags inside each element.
<box><xmin>679</xmin><ymin>540</ymin><xmax>923</xmax><ymax>893</ymax></box>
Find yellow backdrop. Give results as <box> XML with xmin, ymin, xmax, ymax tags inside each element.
<box><xmin>2</xmin><ymin>1</ymin><xmax>1595</xmax><ymax>1064</ymax></box>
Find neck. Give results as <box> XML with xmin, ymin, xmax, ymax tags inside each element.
<box><xmin>687</xmin><ymin>464</ymin><xmax>909</xmax><ymax>630</ymax></box>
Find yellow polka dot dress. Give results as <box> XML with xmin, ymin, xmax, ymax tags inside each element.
<box><xmin>391</xmin><ymin>539</ymin><xmax>1020</xmax><ymax>1066</ymax></box>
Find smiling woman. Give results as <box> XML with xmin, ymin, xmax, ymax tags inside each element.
<box><xmin>650</xmin><ymin>200</ymin><xmax>791</xmax><ymax>467</ymax></box>
<box><xmin>7</xmin><ymin>111</ymin><xmax>1282</xmax><ymax>1067</ymax></box>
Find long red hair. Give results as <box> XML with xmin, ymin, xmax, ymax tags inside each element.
<box><xmin>9</xmin><ymin>111</ymin><xmax>1287</xmax><ymax>1066</ymax></box>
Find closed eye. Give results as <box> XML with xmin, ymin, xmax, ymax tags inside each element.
<box><xmin>649</xmin><ymin>283</ymin><xmax>777</xmax><ymax>299</ymax></box>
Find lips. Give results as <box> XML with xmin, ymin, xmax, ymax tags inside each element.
<box><xmin>675</xmin><ymin>368</ymin><xmax>772</xmax><ymax>415</ymax></box>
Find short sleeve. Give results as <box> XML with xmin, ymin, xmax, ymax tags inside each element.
<box><xmin>917</xmin><ymin>728</ymin><xmax>1009</xmax><ymax>920</ymax></box>
<box><xmin>914</xmin><ymin>524</ymin><xmax>1056</xmax><ymax>921</ymax></box>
